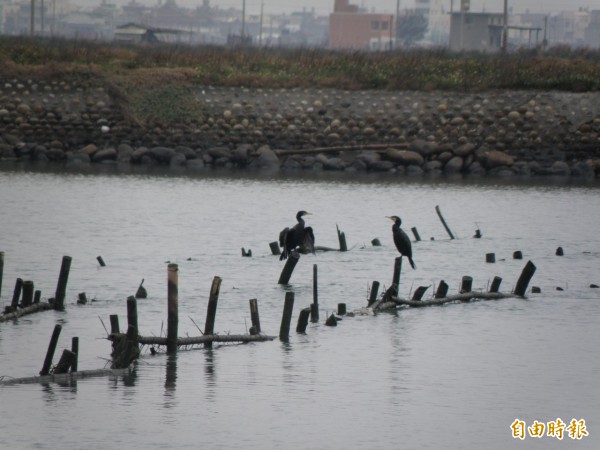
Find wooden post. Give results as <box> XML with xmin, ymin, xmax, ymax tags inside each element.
<box><xmin>126</xmin><ymin>296</ymin><xmax>138</xmax><ymax>338</ymax></box>
<box><xmin>435</xmin><ymin>205</ymin><xmax>455</xmax><ymax>239</ymax></box>
<box><xmin>241</xmin><ymin>247</ymin><xmax>252</xmax><ymax>257</ymax></box>
<box><xmin>368</xmin><ymin>280</ymin><xmax>380</xmax><ymax>306</ymax></box>
<box><xmin>311</xmin><ymin>264</ymin><xmax>319</xmax><ymax>322</ymax></box>
<box><xmin>371</xmin><ymin>238</ymin><xmax>381</xmax><ymax>246</ymax></box>
<box><xmin>435</xmin><ymin>280</ymin><xmax>449</xmax><ymax>298</ymax></box>
<box><xmin>486</xmin><ymin>253</ymin><xmax>495</xmax><ymax>263</ymax></box>
<box><xmin>412</xmin><ymin>286</ymin><xmax>429</xmax><ymax>301</ymax></box>
<box><xmin>514</xmin><ymin>261</ymin><xmax>536</xmax><ymax>297</ymax></box>
<box><xmin>460</xmin><ymin>276</ymin><xmax>473</xmax><ymax>293</ymax></box>
<box><xmin>97</xmin><ymin>256</ymin><xmax>106</xmax><ymax>267</ymax></box>
<box><xmin>110</xmin><ymin>314</ymin><xmax>120</xmax><ymax>334</ymax></box>
<box><xmin>71</xmin><ymin>337</ymin><xmax>79</xmax><ymax>372</ymax></box>
<box><xmin>34</xmin><ymin>290</ymin><xmax>41</xmax><ymax>304</ymax></box>
<box><xmin>325</xmin><ymin>313</ymin><xmax>337</xmax><ymax>326</ymax></box>
<box><xmin>40</xmin><ymin>324</ymin><xmax>62</xmax><ymax>376</ymax></box>
<box><xmin>249</xmin><ymin>298</ymin><xmax>261</xmax><ymax>335</ymax></box>
<box><xmin>0</xmin><ymin>251</ymin><xmax>4</xmax><ymax>301</ymax></box>
<box><xmin>204</xmin><ymin>276</ymin><xmax>222</xmax><ymax>349</ymax></box>
<box><xmin>489</xmin><ymin>276</ymin><xmax>502</xmax><ymax>293</ymax></box>
<box><xmin>337</xmin><ymin>224</ymin><xmax>348</xmax><ymax>251</ymax></box>
<box><xmin>555</xmin><ymin>247</ymin><xmax>564</xmax><ymax>256</ymax></box>
<box><xmin>278</xmin><ymin>251</ymin><xmax>300</xmax><ymax>284</ymax></box>
<box><xmin>54</xmin><ymin>255</ymin><xmax>72</xmax><ymax>310</ymax></box>
<box><xmin>411</xmin><ymin>227</ymin><xmax>422</xmax><ymax>242</ymax></box>
<box><xmin>54</xmin><ymin>349</ymin><xmax>76</xmax><ymax>374</ymax></box>
<box><xmin>279</xmin><ymin>291</ymin><xmax>294</xmax><ymax>341</ymax></box>
<box><xmin>21</xmin><ymin>281</ymin><xmax>34</xmax><ymax>307</ymax></box>
<box><xmin>296</xmin><ymin>307</ymin><xmax>310</xmax><ymax>333</ymax></box>
<box><xmin>167</xmin><ymin>264</ymin><xmax>179</xmax><ymax>354</ymax></box>
<box><xmin>10</xmin><ymin>278</ymin><xmax>23</xmax><ymax>311</ymax></box>
<box><xmin>513</xmin><ymin>251</ymin><xmax>523</xmax><ymax>260</ymax></box>
<box><xmin>337</xmin><ymin>303</ymin><xmax>347</xmax><ymax>315</ymax></box>
<box><xmin>77</xmin><ymin>292</ymin><xmax>87</xmax><ymax>305</ymax></box>
<box><xmin>269</xmin><ymin>241</ymin><xmax>281</xmax><ymax>255</ymax></box>
<box><xmin>392</xmin><ymin>257</ymin><xmax>402</xmax><ymax>296</ymax></box>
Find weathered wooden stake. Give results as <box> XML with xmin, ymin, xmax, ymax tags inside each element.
<box><xmin>337</xmin><ymin>225</ymin><xmax>348</xmax><ymax>251</ymax></box>
<box><xmin>392</xmin><ymin>257</ymin><xmax>402</xmax><ymax>296</ymax></box>
<box><xmin>489</xmin><ymin>276</ymin><xmax>503</xmax><ymax>293</ymax></box>
<box><xmin>77</xmin><ymin>292</ymin><xmax>87</xmax><ymax>305</ymax></box>
<box><xmin>435</xmin><ymin>205</ymin><xmax>455</xmax><ymax>239</ymax></box>
<box><xmin>555</xmin><ymin>247</ymin><xmax>564</xmax><ymax>256</ymax></box>
<box><xmin>435</xmin><ymin>280</ymin><xmax>449</xmax><ymax>299</ymax></box>
<box><xmin>411</xmin><ymin>227</ymin><xmax>422</xmax><ymax>242</ymax></box>
<box><xmin>71</xmin><ymin>337</ymin><xmax>79</xmax><ymax>372</ymax></box>
<box><xmin>54</xmin><ymin>349</ymin><xmax>76</xmax><ymax>374</ymax></box>
<box><xmin>110</xmin><ymin>314</ymin><xmax>120</xmax><ymax>334</ymax></box>
<box><xmin>167</xmin><ymin>264</ymin><xmax>179</xmax><ymax>354</ymax></box>
<box><xmin>368</xmin><ymin>280</ymin><xmax>380</xmax><ymax>306</ymax></box>
<box><xmin>412</xmin><ymin>286</ymin><xmax>430</xmax><ymax>301</ymax></box>
<box><xmin>486</xmin><ymin>253</ymin><xmax>496</xmax><ymax>263</ymax></box>
<box><xmin>460</xmin><ymin>276</ymin><xmax>473</xmax><ymax>293</ymax></box>
<box><xmin>325</xmin><ymin>313</ymin><xmax>337</xmax><ymax>326</ymax></box>
<box><xmin>531</xmin><ymin>286</ymin><xmax>541</xmax><ymax>293</ymax></box>
<box><xmin>279</xmin><ymin>291</ymin><xmax>294</xmax><ymax>341</ymax></box>
<box><xmin>311</xmin><ymin>264</ymin><xmax>319</xmax><ymax>322</ymax></box>
<box><xmin>22</xmin><ymin>280</ymin><xmax>34</xmax><ymax>307</ymax></box>
<box><xmin>54</xmin><ymin>255</ymin><xmax>72</xmax><ymax>311</ymax></box>
<box><xmin>126</xmin><ymin>296</ymin><xmax>138</xmax><ymax>337</ymax></box>
<box><xmin>241</xmin><ymin>247</ymin><xmax>253</xmax><ymax>257</ymax></box>
<box><xmin>97</xmin><ymin>256</ymin><xmax>106</xmax><ymax>267</ymax></box>
<box><xmin>296</xmin><ymin>307</ymin><xmax>310</xmax><ymax>333</ymax></box>
<box><xmin>34</xmin><ymin>290</ymin><xmax>41</xmax><ymax>304</ymax></box>
<box><xmin>269</xmin><ymin>241</ymin><xmax>281</xmax><ymax>256</ymax></box>
<box><xmin>514</xmin><ymin>261</ymin><xmax>537</xmax><ymax>297</ymax></box>
<box><xmin>40</xmin><ymin>324</ymin><xmax>62</xmax><ymax>376</ymax></box>
<box><xmin>278</xmin><ymin>251</ymin><xmax>300</xmax><ymax>284</ymax></box>
<box><xmin>0</xmin><ymin>251</ymin><xmax>4</xmax><ymax>301</ymax></box>
<box><xmin>513</xmin><ymin>251</ymin><xmax>523</xmax><ymax>260</ymax></box>
<box><xmin>11</xmin><ymin>277</ymin><xmax>23</xmax><ymax>311</ymax></box>
<box><xmin>249</xmin><ymin>298</ymin><xmax>261</xmax><ymax>335</ymax></box>
<box><xmin>204</xmin><ymin>276</ymin><xmax>222</xmax><ymax>349</ymax></box>
<box><xmin>335</xmin><ymin>303</ymin><xmax>345</xmax><ymax>315</ymax></box>
<box><xmin>371</xmin><ymin>238</ymin><xmax>381</xmax><ymax>246</ymax></box>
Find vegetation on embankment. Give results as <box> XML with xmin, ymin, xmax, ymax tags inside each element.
<box><xmin>2</xmin><ymin>35</ymin><xmax>600</xmax><ymax>92</ymax></box>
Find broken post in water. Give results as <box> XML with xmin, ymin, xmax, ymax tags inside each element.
<box><xmin>110</xmin><ymin>314</ymin><xmax>120</xmax><ymax>334</ymax></box>
<box><xmin>54</xmin><ymin>349</ymin><xmax>76</xmax><ymax>375</ymax></box>
<box><xmin>127</xmin><ymin>296</ymin><xmax>138</xmax><ymax>336</ymax></box>
<box><xmin>167</xmin><ymin>264</ymin><xmax>179</xmax><ymax>354</ymax></box>
<box><xmin>368</xmin><ymin>281</ymin><xmax>380</xmax><ymax>306</ymax></box>
<box><xmin>10</xmin><ymin>277</ymin><xmax>23</xmax><ymax>312</ymax></box>
<box><xmin>514</xmin><ymin>261</ymin><xmax>536</xmax><ymax>297</ymax></box>
<box><xmin>0</xmin><ymin>251</ymin><xmax>4</xmax><ymax>300</ymax></box>
<box><xmin>460</xmin><ymin>276</ymin><xmax>473</xmax><ymax>293</ymax></box>
<box><xmin>204</xmin><ymin>276</ymin><xmax>222</xmax><ymax>349</ymax></box>
<box><xmin>490</xmin><ymin>276</ymin><xmax>503</xmax><ymax>293</ymax></box>
<box><xmin>296</xmin><ymin>307</ymin><xmax>310</xmax><ymax>333</ymax></box>
<box><xmin>435</xmin><ymin>205</ymin><xmax>455</xmax><ymax>240</ymax></box>
<box><xmin>371</xmin><ymin>238</ymin><xmax>381</xmax><ymax>246</ymax></box>
<box><xmin>392</xmin><ymin>257</ymin><xmax>402</xmax><ymax>296</ymax></box>
<box><xmin>279</xmin><ymin>291</ymin><xmax>294</xmax><ymax>341</ymax></box>
<box><xmin>135</xmin><ymin>279</ymin><xmax>147</xmax><ymax>299</ymax></box>
<box><xmin>486</xmin><ymin>253</ymin><xmax>496</xmax><ymax>263</ymax></box>
<box><xmin>435</xmin><ymin>280</ymin><xmax>449</xmax><ymax>299</ymax></box>
<box><xmin>40</xmin><ymin>324</ymin><xmax>62</xmax><ymax>376</ymax></box>
<box><xmin>54</xmin><ymin>255</ymin><xmax>72</xmax><ymax>310</ymax></box>
<box><xmin>249</xmin><ymin>298</ymin><xmax>261</xmax><ymax>335</ymax></box>
<box><xmin>411</xmin><ymin>227</ymin><xmax>422</xmax><ymax>242</ymax></box>
<box><xmin>269</xmin><ymin>241</ymin><xmax>281</xmax><ymax>256</ymax></box>
<box><xmin>412</xmin><ymin>286</ymin><xmax>430</xmax><ymax>301</ymax></box>
<box><xmin>97</xmin><ymin>256</ymin><xmax>106</xmax><ymax>267</ymax></box>
<box><xmin>21</xmin><ymin>281</ymin><xmax>34</xmax><ymax>307</ymax></box>
<box><xmin>337</xmin><ymin>224</ymin><xmax>348</xmax><ymax>251</ymax></box>
<box><xmin>278</xmin><ymin>251</ymin><xmax>300</xmax><ymax>284</ymax></box>
<box><xmin>71</xmin><ymin>337</ymin><xmax>79</xmax><ymax>373</ymax></box>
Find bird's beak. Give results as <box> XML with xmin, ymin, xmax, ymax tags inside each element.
<box><xmin>386</xmin><ymin>216</ymin><xmax>393</xmax><ymax>221</ymax></box>
<box><xmin>305</xmin><ymin>212</ymin><xmax>312</xmax><ymax>216</ymax></box>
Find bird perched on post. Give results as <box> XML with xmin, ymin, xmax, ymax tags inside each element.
<box><xmin>387</xmin><ymin>215</ymin><xmax>416</xmax><ymax>269</ymax></box>
<box><xmin>279</xmin><ymin>211</ymin><xmax>316</xmax><ymax>261</ymax></box>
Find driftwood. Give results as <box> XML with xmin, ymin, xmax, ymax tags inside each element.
<box><xmin>0</xmin><ymin>302</ymin><xmax>53</xmax><ymax>322</ymax></box>
<box><xmin>138</xmin><ymin>334</ymin><xmax>276</xmax><ymax>346</ymax></box>
<box><xmin>0</xmin><ymin>368</ymin><xmax>132</xmax><ymax>386</ymax></box>
<box><xmin>379</xmin><ymin>291</ymin><xmax>514</xmax><ymax>310</ymax></box>
<box><xmin>272</xmin><ymin>143</ymin><xmax>408</xmax><ymax>157</ymax></box>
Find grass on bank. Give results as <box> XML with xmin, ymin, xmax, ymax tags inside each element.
<box><xmin>2</xmin><ymin>36</ymin><xmax>600</xmax><ymax>92</ymax></box>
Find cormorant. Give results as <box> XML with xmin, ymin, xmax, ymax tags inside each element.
<box><xmin>279</xmin><ymin>211</ymin><xmax>316</xmax><ymax>261</ymax></box>
<box><xmin>387</xmin><ymin>215</ymin><xmax>416</xmax><ymax>270</ymax></box>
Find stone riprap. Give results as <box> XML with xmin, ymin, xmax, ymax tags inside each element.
<box><xmin>1</xmin><ymin>78</ymin><xmax>599</xmax><ymax>178</ymax></box>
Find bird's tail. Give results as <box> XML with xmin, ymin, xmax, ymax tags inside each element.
<box><xmin>409</xmin><ymin>257</ymin><xmax>416</xmax><ymax>270</ymax></box>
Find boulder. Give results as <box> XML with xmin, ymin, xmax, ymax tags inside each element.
<box><xmin>550</xmin><ymin>161</ymin><xmax>570</xmax><ymax>176</ymax></box>
<box><xmin>444</xmin><ymin>156</ymin><xmax>464</xmax><ymax>173</ymax></box>
<box><xmin>385</xmin><ymin>148</ymin><xmax>424</xmax><ymax>166</ymax></box>
<box><xmin>148</xmin><ymin>146</ymin><xmax>176</xmax><ymax>164</ymax></box>
<box><xmin>482</xmin><ymin>150</ymin><xmax>514</xmax><ymax>169</ymax></box>
<box><xmin>453</xmin><ymin>143</ymin><xmax>476</xmax><ymax>157</ymax></box>
<box><xmin>257</xmin><ymin>148</ymin><xmax>280</xmax><ymax>168</ymax></box>
<box><xmin>92</xmin><ymin>147</ymin><xmax>117</xmax><ymax>163</ymax></box>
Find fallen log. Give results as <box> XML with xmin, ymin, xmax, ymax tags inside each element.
<box><xmin>0</xmin><ymin>368</ymin><xmax>132</xmax><ymax>386</ymax></box>
<box><xmin>272</xmin><ymin>143</ymin><xmax>409</xmax><ymax>157</ymax></box>
<box><xmin>0</xmin><ymin>302</ymin><xmax>53</xmax><ymax>322</ymax></box>
<box><xmin>389</xmin><ymin>291</ymin><xmax>513</xmax><ymax>308</ymax></box>
<box><xmin>138</xmin><ymin>334</ymin><xmax>276</xmax><ymax>346</ymax></box>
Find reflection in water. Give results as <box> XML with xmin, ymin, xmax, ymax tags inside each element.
<box><xmin>165</xmin><ymin>353</ymin><xmax>178</xmax><ymax>391</ymax></box>
<box><xmin>204</xmin><ymin>350</ymin><xmax>217</xmax><ymax>401</ymax></box>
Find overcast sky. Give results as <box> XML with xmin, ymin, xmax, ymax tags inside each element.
<box><xmin>167</xmin><ymin>0</ymin><xmax>600</xmax><ymax>16</ymax></box>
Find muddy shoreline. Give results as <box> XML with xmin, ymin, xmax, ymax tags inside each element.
<box><xmin>1</xmin><ymin>78</ymin><xmax>599</xmax><ymax>179</ymax></box>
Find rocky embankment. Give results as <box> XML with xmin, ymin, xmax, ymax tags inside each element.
<box><xmin>1</xmin><ymin>77</ymin><xmax>599</xmax><ymax>178</ymax></box>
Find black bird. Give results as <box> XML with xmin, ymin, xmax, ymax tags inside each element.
<box><xmin>279</xmin><ymin>211</ymin><xmax>316</xmax><ymax>261</ymax></box>
<box><xmin>387</xmin><ymin>215</ymin><xmax>416</xmax><ymax>270</ymax></box>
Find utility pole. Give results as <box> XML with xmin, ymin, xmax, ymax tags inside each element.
<box><xmin>395</xmin><ymin>0</ymin><xmax>400</xmax><ymax>49</ymax></box>
<box><xmin>30</xmin><ymin>0</ymin><xmax>35</xmax><ymax>36</ymax></box>
<box><xmin>502</xmin><ymin>0</ymin><xmax>508</xmax><ymax>52</ymax></box>
<box><xmin>241</xmin><ymin>0</ymin><xmax>246</xmax><ymax>40</ymax></box>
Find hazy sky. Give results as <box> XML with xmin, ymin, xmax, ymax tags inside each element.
<box><xmin>167</xmin><ymin>0</ymin><xmax>600</xmax><ymax>16</ymax></box>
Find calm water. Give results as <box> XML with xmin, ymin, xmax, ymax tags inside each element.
<box><xmin>0</xmin><ymin>165</ymin><xmax>599</xmax><ymax>450</ymax></box>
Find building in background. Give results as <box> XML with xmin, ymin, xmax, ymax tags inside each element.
<box><xmin>329</xmin><ymin>0</ymin><xmax>394</xmax><ymax>50</ymax></box>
